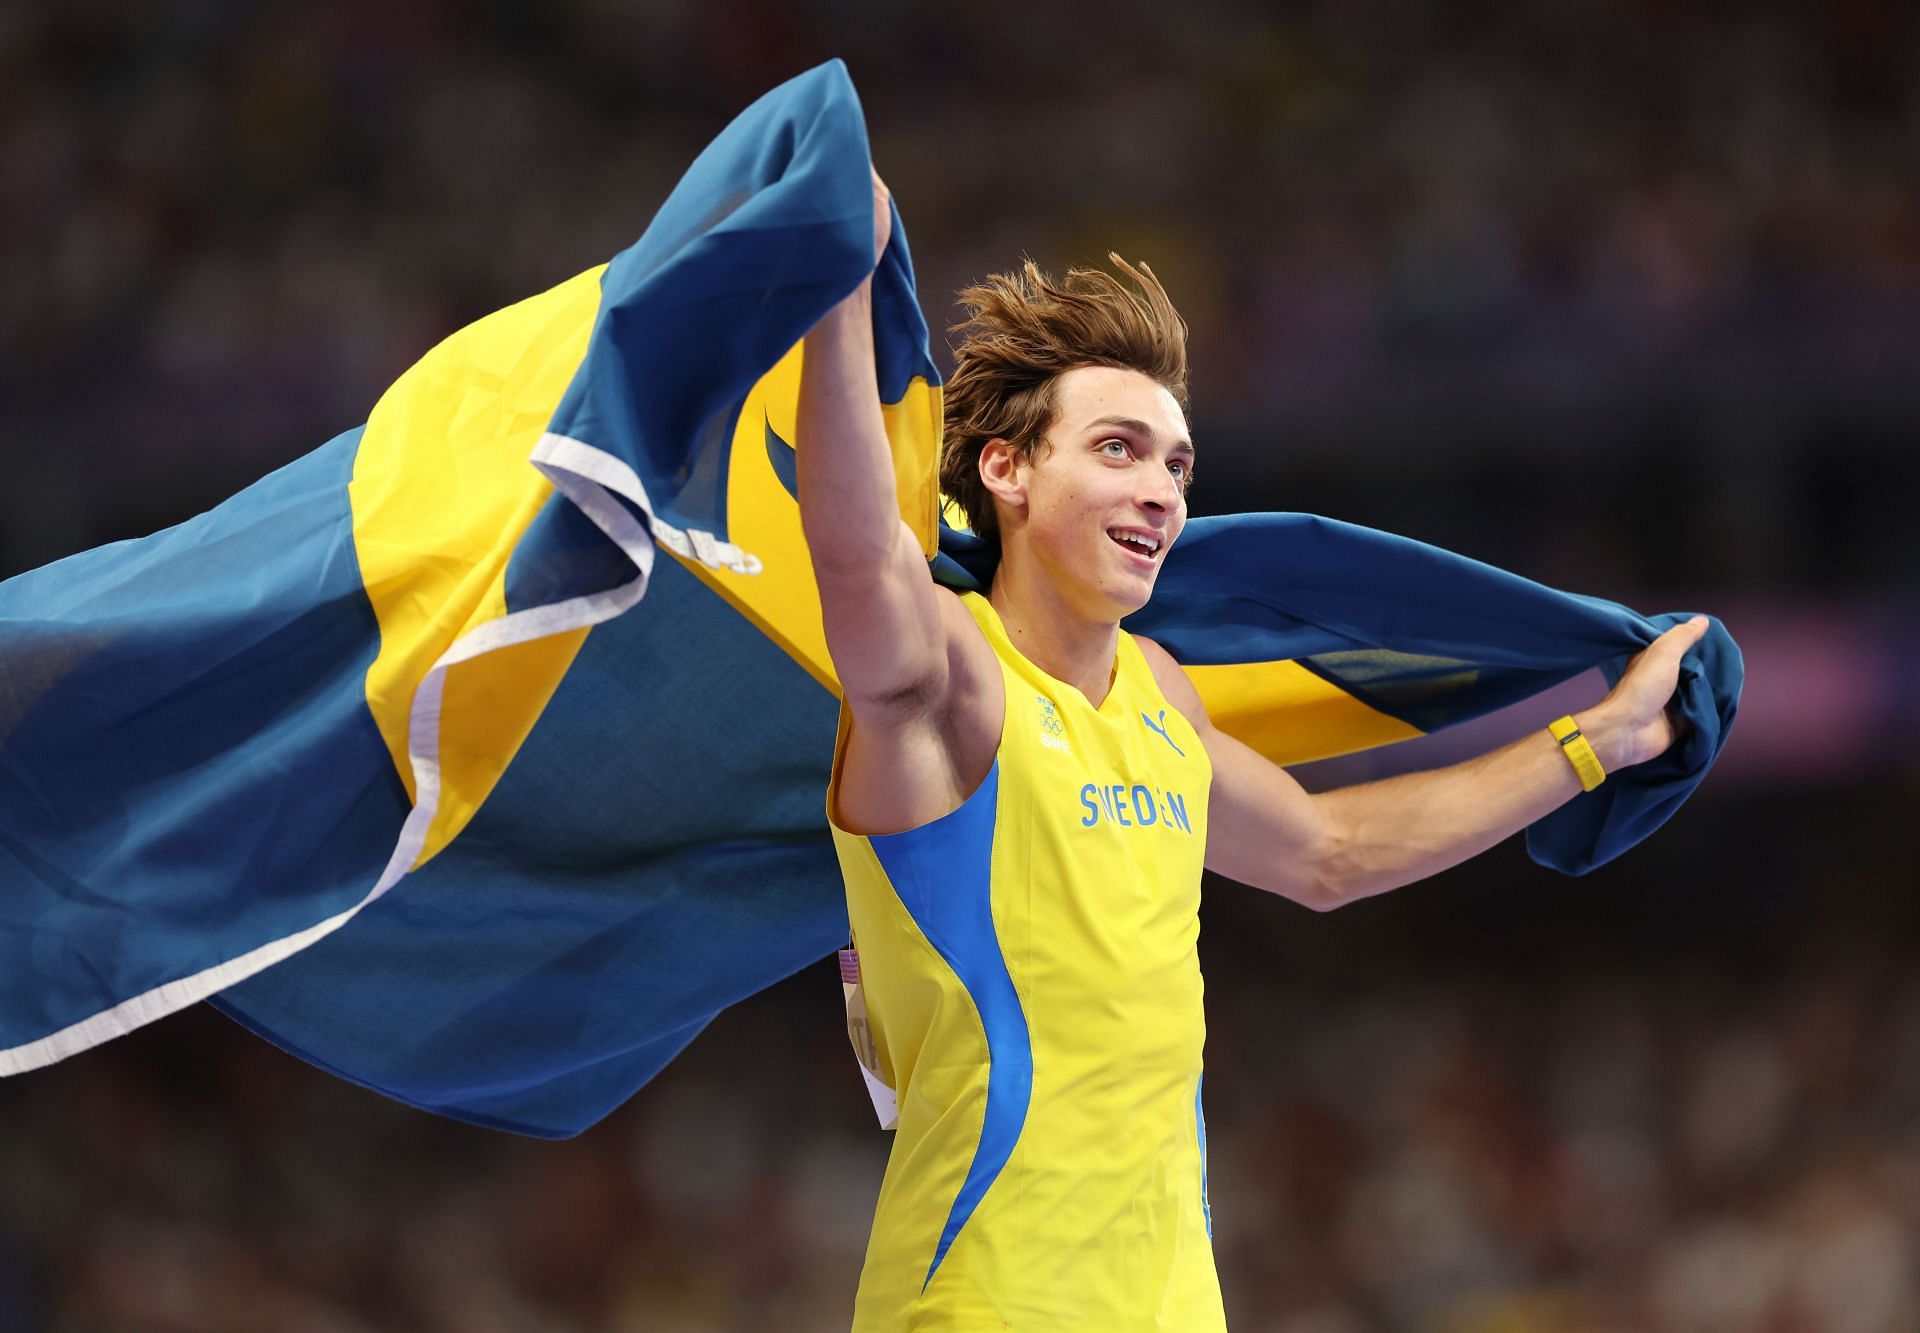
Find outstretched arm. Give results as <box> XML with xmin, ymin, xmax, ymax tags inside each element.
<box><xmin>1139</xmin><ymin>618</ymin><xmax>1710</xmax><ymax>910</ymax></box>
<box><xmin>797</xmin><ymin>172</ymin><xmax>949</xmax><ymax>720</ymax></box>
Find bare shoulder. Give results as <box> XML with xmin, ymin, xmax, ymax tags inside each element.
<box><xmin>834</xmin><ymin>587</ymin><xmax>1003</xmax><ymax>836</ymax></box>
<box><xmin>934</xmin><ymin>587</ymin><xmax>1001</xmax><ymax>731</ymax></box>
<box><xmin>1131</xmin><ymin>633</ymin><xmax>1211</xmax><ymax>732</ymax></box>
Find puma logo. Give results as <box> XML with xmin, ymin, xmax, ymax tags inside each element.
<box><xmin>1141</xmin><ymin>709</ymin><xmax>1185</xmax><ymax>757</ymax></box>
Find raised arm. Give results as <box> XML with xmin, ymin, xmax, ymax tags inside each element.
<box><xmin>1137</xmin><ymin>618</ymin><xmax>1710</xmax><ymax>910</ymax></box>
<box><xmin>796</xmin><ymin>172</ymin><xmax>950</xmax><ymax>719</ymax></box>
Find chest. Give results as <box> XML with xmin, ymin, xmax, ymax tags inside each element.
<box><xmin>1001</xmin><ymin>670</ymin><xmax>1206</xmax><ymax>815</ymax></box>
<box><xmin>990</xmin><ymin>676</ymin><xmax>1210</xmax><ymax>919</ymax></box>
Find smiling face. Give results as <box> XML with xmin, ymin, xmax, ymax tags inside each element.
<box><xmin>981</xmin><ymin>364</ymin><xmax>1194</xmax><ymax>622</ymax></box>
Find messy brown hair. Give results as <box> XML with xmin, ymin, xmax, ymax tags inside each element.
<box><xmin>939</xmin><ymin>254</ymin><xmax>1189</xmax><ymax>541</ymax></box>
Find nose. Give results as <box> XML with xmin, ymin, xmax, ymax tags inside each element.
<box><xmin>1137</xmin><ymin>468</ymin><xmax>1182</xmax><ymax>513</ymax></box>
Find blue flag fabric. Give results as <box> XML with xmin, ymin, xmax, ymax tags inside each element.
<box><xmin>938</xmin><ymin>515</ymin><xmax>1741</xmax><ymax>875</ymax></box>
<box><xmin>0</xmin><ymin>58</ymin><xmax>933</xmax><ymax>1103</ymax></box>
<box><xmin>0</xmin><ymin>60</ymin><xmax>1741</xmax><ymax>1138</ymax></box>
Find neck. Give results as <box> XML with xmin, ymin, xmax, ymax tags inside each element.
<box><xmin>987</xmin><ymin>543</ymin><xmax>1121</xmax><ymax>707</ymax></box>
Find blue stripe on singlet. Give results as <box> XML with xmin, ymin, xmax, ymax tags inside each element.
<box><xmin>869</xmin><ymin>761</ymin><xmax>1033</xmax><ymax>1292</ymax></box>
<box><xmin>1196</xmin><ymin>1074</ymin><xmax>1213</xmax><ymax>1242</ymax></box>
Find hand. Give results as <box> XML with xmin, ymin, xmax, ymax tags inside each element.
<box><xmin>813</xmin><ymin>169</ymin><xmax>889</xmax><ymax>327</ymax></box>
<box><xmin>871</xmin><ymin>167</ymin><xmax>892</xmax><ymax>263</ymax></box>
<box><xmin>1580</xmin><ymin>616</ymin><xmax>1710</xmax><ymax>771</ymax></box>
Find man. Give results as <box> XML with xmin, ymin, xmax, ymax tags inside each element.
<box><xmin>796</xmin><ymin>173</ymin><xmax>1706</xmax><ymax>1329</ymax></box>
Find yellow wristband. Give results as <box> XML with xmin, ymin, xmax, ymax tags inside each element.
<box><xmin>1548</xmin><ymin>715</ymin><xmax>1606</xmax><ymax>792</ymax></box>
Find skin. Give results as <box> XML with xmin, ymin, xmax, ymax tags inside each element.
<box><xmin>798</xmin><ymin>172</ymin><xmax>1709</xmax><ymax>910</ymax></box>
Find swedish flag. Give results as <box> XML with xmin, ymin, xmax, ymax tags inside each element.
<box><xmin>0</xmin><ymin>61</ymin><xmax>1738</xmax><ymax>1137</ymax></box>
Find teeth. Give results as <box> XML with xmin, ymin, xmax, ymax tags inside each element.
<box><xmin>1109</xmin><ymin>529</ymin><xmax>1160</xmax><ymax>554</ymax></box>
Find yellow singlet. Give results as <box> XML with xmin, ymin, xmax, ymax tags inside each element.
<box><xmin>828</xmin><ymin>591</ymin><xmax>1224</xmax><ymax>1330</ymax></box>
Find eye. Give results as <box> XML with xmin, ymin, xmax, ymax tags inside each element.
<box><xmin>1100</xmin><ymin>438</ymin><xmax>1129</xmax><ymax>458</ymax></box>
<box><xmin>1168</xmin><ymin>459</ymin><xmax>1188</xmax><ymax>481</ymax></box>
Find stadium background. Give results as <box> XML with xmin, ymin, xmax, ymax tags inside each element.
<box><xmin>1</xmin><ymin>3</ymin><xmax>1916</xmax><ymax>1329</ymax></box>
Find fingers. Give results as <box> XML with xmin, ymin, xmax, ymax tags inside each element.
<box><xmin>1618</xmin><ymin>616</ymin><xmax>1707</xmax><ymax>697</ymax></box>
<box><xmin>1651</xmin><ymin>615</ymin><xmax>1709</xmax><ymax>661</ymax></box>
<box><xmin>870</xmin><ymin>166</ymin><xmax>893</xmax><ymax>263</ymax></box>
<box><xmin>1627</xmin><ymin>616</ymin><xmax>1709</xmax><ymax>709</ymax></box>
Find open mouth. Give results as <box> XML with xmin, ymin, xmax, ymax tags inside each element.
<box><xmin>1107</xmin><ymin>528</ymin><xmax>1162</xmax><ymax>564</ymax></box>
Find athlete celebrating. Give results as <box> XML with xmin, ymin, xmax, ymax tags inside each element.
<box><xmin>797</xmin><ymin>172</ymin><xmax>1706</xmax><ymax>1330</ymax></box>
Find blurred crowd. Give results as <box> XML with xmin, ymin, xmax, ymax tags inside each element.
<box><xmin>3</xmin><ymin>787</ymin><xmax>1916</xmax><ymax>1333</ymax></box>
<box><xmin>2</xmin><ymin>2</ymin><xmax>1917</xmax><ymax>592</ymax></box>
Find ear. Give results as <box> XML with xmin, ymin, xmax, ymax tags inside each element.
<box><xmin>978</xmin><ymin>438</ymin><xmax>1028</xmax><ymax>516</ymax></box>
